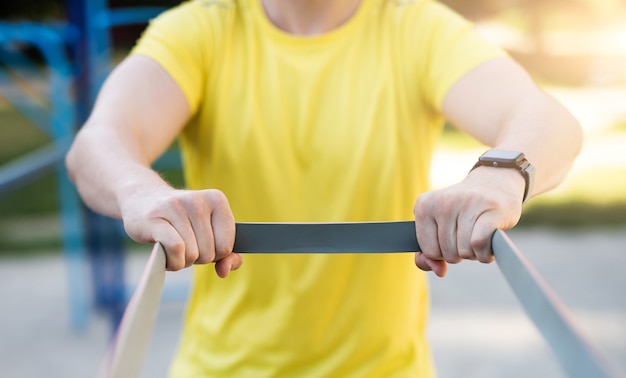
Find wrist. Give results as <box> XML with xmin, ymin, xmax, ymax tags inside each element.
<box><xmin>467</xmin><ymin>165</ymin><xmax>526</xmax><ymax>204</ymax></box>
<box><xmin>470</xmin><ymin>149</ymin><xmax>535</xmax><ymax>203</ymax></box>
<box><xmin>115</xmin><ymin>171</ymin><xmax>173</xmax><ymax>215</ymax></box>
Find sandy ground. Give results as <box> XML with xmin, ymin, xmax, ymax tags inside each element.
<box><xmin>0</xmin><ymin>227</ymin><xmax>625</xmax><ymax>378</ymax></box>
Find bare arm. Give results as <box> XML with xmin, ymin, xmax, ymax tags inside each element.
<box><xmin>442</xmin><ymin>57</ymin><xmax>582</xmax><ymax>196</ymax></box>
<box><xmin>66</xmin><ymin>56</ymin><xmax>241</xmax><ymax>274</ymax></box>
<box><xmin>414</xmin><ymin>57</ymin><xmax>582</xmax><ymax>277</ymax></box>
<box><xmin>67</xmin><ymin>56</ymin><xmax>187</xmax><ymax>217</ymax></box>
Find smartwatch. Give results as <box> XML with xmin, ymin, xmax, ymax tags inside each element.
<box><xmin>470</xmin><ymin>149</ymin><xmax>535</xmax><ymax>203</ymax></box>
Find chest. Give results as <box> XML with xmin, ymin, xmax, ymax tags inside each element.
<box><xmin>214</xmin><ymin>35</ymin><xmax>417</xmax><ymax>154</ymax></box>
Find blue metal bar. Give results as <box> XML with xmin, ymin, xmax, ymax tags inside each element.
<box><xmin>83</xmin><ymin>0</ymin><xmax>112</xmax><ymax>107</ymax></box>
<box><xmin>0</xmin><ymin>46</ymin><xmax>50</xmax><ymax>102</ymax></box>
<box><xmin>0</xmin><ymin>66</ymin><xmax>50</xmax><ymax>133</ymax></box>
<box><xmin>0</xmin><ymin>3</ymin><xmax>173</xmax><ymax>334</ymax></box>
<box><xmin>39</xmin><ymin>25</ymin><xmax>92</xmax><ymax>332</ymax></box>
<box><xmin>79</xmin><ymin>5</ymin><xmax>166</xmax><ymax>106</ymax></box>
<box><xmin>0</xmin><ymin>25</ymin><xmax>54</xmax><ymax>134</ymax></box>
<box><xmin>0</xmin><ymin>140</ymin><xmax>69</xmax><ymax>196</ymax></box>
<box><xmin>95</xmin><ymin>7</ymin><xmax>166</xmax><ymax>28</ymax></box>
<box><xmin>56</xmin><ymin>172</ymin><xmax>90</xmax><ymax>330</ymax></box>
<box><xmin>0</xmin><ymin>23</ymin><xmax>76</xmax><ymax>139</ymax></box>
<box><xmin>0</xmin><ymin>22</ymin><xmax>91</xmax><ymax>331</ymax></box>
<box><xmin>66</xmin><ymin>0</ymin><xmax>130</xmax><ymax>334</ymax></box>
<box><xmin>66</xmin><ymin>1</ymin><xmax>175</xmax><ymax>334</ymax></box>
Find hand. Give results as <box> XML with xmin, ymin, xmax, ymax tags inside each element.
<box><xmin>413</xmin><ymin>167</ymin><xmax>525</xmax><ymax>277</ymax></box>
<box><xmin>120</xmin><ymin>186</ymin><xmax>242</xmax><ymax>276</ymax></box>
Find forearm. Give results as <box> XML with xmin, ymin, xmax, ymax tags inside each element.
<box><xmin>416</xmin><ymin>87</ymin><xmax>581</xmax><ymax>276</ymax></box>
<box><xmin>490</xmin><ymin>90</ymin><xmax>582</xmax><ymax>198</ymax></box>
<box><xmin>66</xmin><ymin>56</ymin><xmax>191</xmax><ymax>218</ymax></box>
<box><xmin>66</xmin><ymin>125</ymin><xmax>171</xmax><ymax>219</ymax></box>
<box><xmin>442</xmin><ymin>58</ymin><xmax>583</xmax><ymax>199</ymax></box>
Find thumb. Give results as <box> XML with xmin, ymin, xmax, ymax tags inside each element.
<box><xmin>415</xmin><ymin>252</ymin><xmax>448</xmax><ymax>277</ymax></box>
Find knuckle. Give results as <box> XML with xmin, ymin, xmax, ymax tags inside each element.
<box><xmin>470</xmin><ymin>235</ymin><xmax>493</xmax><ymax>263</ymax></box>
<box><xmin>168</xmin><ymin>262</ymin><xmax>185</xmax><ymax>272</ymax></box>
<box><xmin>438</xmin><ymin>192</ymin><xmax>458</xmax><ymax>213</ymax></box>
<box><xmin>179</xmin><ymin>194</ymin><xmax>205</xmax><ymax>215</ymax></box>
<box><xmin>421</xmin><ymin>246</ymin><xmax>439</xmax><ymax>259</ymax></box>
<box><xmin>457</xmin><ymin>248</ymin><xmax>475</xmax><ymax>260</ymax></box>
<box><xmin>143</xmin><ymin>205</ymin><xmax>163</xmax><ymax>219</ymax></box>
<box><xmin>214</xmin><ymin>242</ymin><xmax>232</xmax><ymax>261</ymax></box>
<box><xmin>413</xmin><ymin>193</ymin><xmax>432</xmax><ymax>216</ymax></box>
<box><xmin>162</xmin><ymin>194</ymin><xmax>185</xmax><ymax>210</ymax></box>
<box><xmin>170</xmin><ymin>239</ymin><xmax>186</xmax><ymax>254</ymax></box>
<box><xmin>122</xmin><ymin>221</ymin><xmax>147</xmax><ymax>243</ymax></box>
<box><xmin>194</xmin><ymin>255</ymin><xmax>212</xmax><ymax>265</ymax></box>
<box><xmin>414</xmin><ymin>254</ymin><xmax>431</xmax><ymax>271</ymax></box>
<box><xmin>185</xmin><ymin>247</ymin><xmax>200</xmax><ymax>264</ymax></box>
<box><xmin>166</xmin><ymin>252</ymin><xmax>185</xmax><ymax>271</ymax></box>
<box><xmin>165</xmin><ymin>241</ymin><xmax>186</xmax><ymax>269</ymax></box>
<box><xmin>206</xmin><ymin>189</ymin><xmax>228</xmax><ymax>207</ymax></box>
<box><xmin>470</xmin><ymin>235</ymin><xmax>489</xmax><ymax>252</ymax></box>
<box><xmin>196</xmin><ymin>247</ymin><xmax>216</xmax><ymax>264</ymax></box>
<box><xmin>444</xmin><ymin>255</ymin><xmax>461</xmax><ymax>264</ymax></box>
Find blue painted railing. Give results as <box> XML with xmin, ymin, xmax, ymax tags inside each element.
<box><xmin>0</xmin><ymin>3</ymin><xmax>168</xmax><ymax>332</ymax></box>
<box><xmin>0</xmin><ymin>22</ymin><xmax>89</xmax><ymax>329</ymax></box>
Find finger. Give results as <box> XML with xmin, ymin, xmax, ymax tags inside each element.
<box><xmin>414</xmin><ymin>201</ymin><xmax>443</xmax><ymax>262</ymax></box>
<box><xmin>148</xmin><ymin>195</ymin><xmax>203</xmax><ymax>267</ymax></box>
<box><xmin>148</xmin><ymin>219</ymin><xmax>186</xmax><ymax>271</ymax></box>
<box><xmin>214</xmin><ymin>252</ymin><xmax>243</xmax><ymax>278</ymax></box>
<box><xmin>187</xmin><ymin>196</ymin><xmax>216</xmax><ymax>265</ymax></box>
<box><xmin>471</xmin><ymin>212</ymin><xmax>498</xmax><ymax>264</ymax></box>
<box><xmin>437</xmin><ymin>215</ymin><xmax>462</xmax><ymax>264</ymax></box>
<box><xmin>415</xmin><ymin>252</ymin><xmax>448</xmax><ymax>277</ymax></box>
<box><xmin>191</xmin><ymin>221</ymin><xmax>215</xmax><ymax>265</ymax></box>
<box><xmin>456</xmin><ymin>209</ymin><xmax>478</xmax><ymax>261</ymax></box>
<box><xmin>206</xmin><ymin>190</ymin><xmax>236</xmax><ymax>262</ymax></box>
<box><xmin>165</xmin><ymin>211</ymin><xmax>200</xmax><ymax>268</ymax></box>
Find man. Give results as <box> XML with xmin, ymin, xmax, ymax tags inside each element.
<box><xmin>66</xmin><ymin>0</ymin><xmax>582</xmax><ymax>376</ymax></box>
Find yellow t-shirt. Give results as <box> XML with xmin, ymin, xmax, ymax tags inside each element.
<box><xmin>132</xmin><ymin>0</ymin><xmax>504</xmax><ymax>376</ymax></box>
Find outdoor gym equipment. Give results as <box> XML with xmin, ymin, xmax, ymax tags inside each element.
<box><xmin>99</xmin><ymin>222</ymin><xmax>625</xmax><ymax>378</ymax></box>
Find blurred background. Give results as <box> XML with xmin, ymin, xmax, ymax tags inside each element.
<box><xmin>0</xmin><ymin>1</ymin><xmax>625</xmax><ymax>377</ymax></box>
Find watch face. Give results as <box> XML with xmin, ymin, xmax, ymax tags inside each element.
<box><xmin>480</xmin><ymin>150</ymin><xmax>524</xmax><ymax>163</ymax></box>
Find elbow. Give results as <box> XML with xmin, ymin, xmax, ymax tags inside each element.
<box><xmin>573</xmin><ymin>118</ymin><xmax>584</xmax><ymax>157</ymax></box>
<box><xmin>540</xmin><ymin>92</ymin><xmax>584</xmax><ymax>163</ymax></box>
<box><xmin>549</xmin><ymin>106</ymin><xmax>584</xmax><ymax>191</ymax></box>
<box><xmin>65</xmin><ymin>131</ymin><xmax>84</xmax><ymax>185</ymax></box>
<box><xmin>563</xmin><ymin>108</ymin><xmax>584</xmax><ymax>163</ymax></box>
<box><xmin>65</xmin><ymin>142</ymin><xmax>77</xmax><ymax>184</ymax></box>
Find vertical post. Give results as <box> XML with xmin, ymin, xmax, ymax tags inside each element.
<box><xmin>44</xmin><ymin>26</ymin><xmax>92</xmax><ymax>333</ymax></box>
<box><xmin>65</xmin><ymin>0</ymin><xmax>128</xmax><ymax>332</ymax></box>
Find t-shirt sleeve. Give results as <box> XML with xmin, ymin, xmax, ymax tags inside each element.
<box><xmin>409</xmin><ymin>1</ymin><xmax>507</xmax><ymax>111</ymax></box>
<box><xmin>130</xmin><ymin>2</ymin><xmax>211</xmax><ymax>114</ymax></box>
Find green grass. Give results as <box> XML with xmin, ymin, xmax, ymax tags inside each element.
<box><xmin>0</xmin><ymin>235</ymin><xmax>63</xmax><ymax>254</ymax></box>
<box><xmin>542</xmin><ymin>168</ymin><xmax>626</xmax><ymax>205</ymax></box>
<box><xmin>0</xmin><ymin>104</ymin><xmax>58</xmax><ymax>218</ymax></box>
<box><xmin>519</xmin><ymin>165</ymin><xmax>626</xmax><ymax>229</ymax></box>
<box><xmin>0</xmin><ymin>105</ymin><xmax>51</xmax><ymax>164</ymax></box>
<box><xmin>520</xmin><ymin>201</ymin><xmax>626</xmax><ymax>229</ymax></box>
<box><xmin>0</xmin><ymin>173</ymin><xmax>59</xmax><ymax>216</ymax></box>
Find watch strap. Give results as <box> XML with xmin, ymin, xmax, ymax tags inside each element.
<box><xmin>471</xmin><ymin>150</ymin><xmax>534</xmax><ymax>203</ymax></box>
